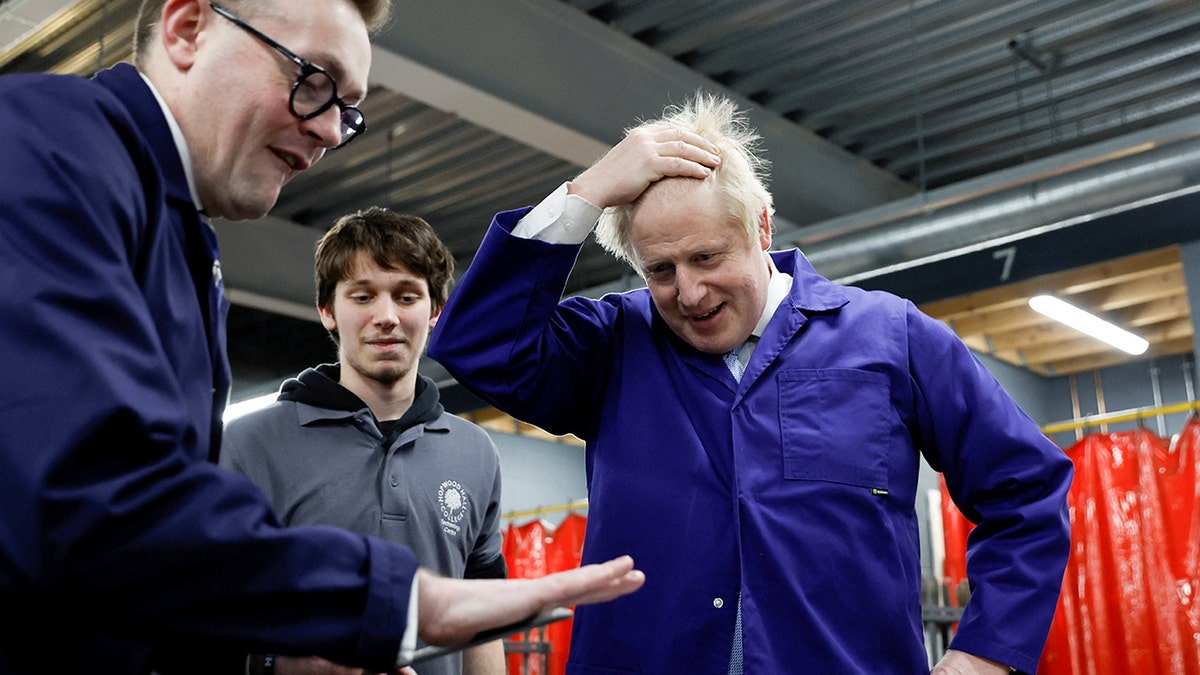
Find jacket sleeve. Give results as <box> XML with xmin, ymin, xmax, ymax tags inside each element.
<box><xmin>0</xmin><ymin>76</ymin><xmax>414</xmax><ymax>672</ymax></box>
<box><xmin>905</xmin><ymin>301</ymin><xmax>1073</xmax><ymax>674</ymax></box>
<box><xmin>428</xmin><ymin>209</ymin><xmax>618</xmax><ymax>437</ymax></box>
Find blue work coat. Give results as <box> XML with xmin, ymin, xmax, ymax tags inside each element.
<box><xmin>429</xmin><ymin>209</ymin><xmax>1073</xmax><ymax>674</ymax></box>
<box><xmin>0</xmin><ymin>64</ymin><xmax>415</xmax><ymax>674</ymax></box>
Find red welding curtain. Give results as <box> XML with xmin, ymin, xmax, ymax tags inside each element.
<box><xmin>502</xmin><ymin>513</ymin><xmax>588</xmax><ymax>675</ymax></box>
<box><xmin>942</xmin><ymin>420</ymin><xmax>1200</xmax><ymax>674</ymax></box>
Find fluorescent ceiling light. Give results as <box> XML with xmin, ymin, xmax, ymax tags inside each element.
<box><xmin>223</xmin><ymin>391</ymin><xmax>279</xmax><ymax>423</ymax></box>
<box><xmin>1028</xmin><ymin>294</ymin><xmax>1149</xmax><ymax>355</ymax></box>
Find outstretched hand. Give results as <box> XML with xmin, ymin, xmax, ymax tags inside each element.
<box><xmin>569</xmin><ymin>124</ymin><xmax>720</xmax><ymax>209</ymax></box>
<box><xmin>415</xmin><ymin>555</ymin><xmax>645</xmax><ymax>647</ymax></box>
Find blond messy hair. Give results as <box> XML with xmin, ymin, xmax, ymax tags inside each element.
<box><xmin>594</xmin><ymin>93</ymin><xmax>775</xmax><ymax>271</ymax></box>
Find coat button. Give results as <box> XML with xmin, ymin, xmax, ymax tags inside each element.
<box><xmin>713</xmin><ymin>597</ymin><xmax>724</xmax><ymax>609</ymax></box>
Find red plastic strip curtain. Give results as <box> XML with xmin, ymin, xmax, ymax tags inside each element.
<box><xmin>543</xmin><ymin>513</ymin><xmax>587</xmax><ymax>675</ymax></box>
<box><xmin>1043</xmin><ymin>426</ymin><xmax>1200</xmax><ymax>674</ymax></box>
<box><xmin>942</xmin><ymin>422</ymin><xmax>1200</xmax><ymax>674</ymax></box>
<box><xmin>939</xmin><ymin>473</ymin><xmax>972</xmax><ymax>603</ymax></box>
<box><xmin>503</xmin><ymin>519</ymin><xmax>549</xmax><ymax>675</ymax></box>
<box><xmin>502</xmin><ymin>514</ymin><xmax>588</xmax><ymax>675</ymax></box>
<box><xmin>504</xmin><ymin>518</ymin><xmax>549</xmax><ymax>580</ymax></box>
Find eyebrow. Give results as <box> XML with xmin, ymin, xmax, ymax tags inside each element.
<box><xmin>344</xmin><ymin>275</ymin><xmax>424</xmax><ymax>288</ymax></box>
<box><xmin>310</xmin><ymin>52</ymin><xmax>367</xmax><ymax>104</ymax></box>
<box><xmin>639</xmin><ymin>258</ymin><xmax>668</xmax><ymax>274</ymax></box>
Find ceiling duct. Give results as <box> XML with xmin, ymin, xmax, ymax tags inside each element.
<box><xmin>793</xmin><ymin>114</ymin><xmax>1200</xmax><ymax>285</ymax></box>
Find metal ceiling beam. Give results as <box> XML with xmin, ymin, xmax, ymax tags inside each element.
<box><xmin>789</xmin><ymin>113</ymin><xmax>1200</xmax><ymax>284</ymax></box>
<box><xmin>374</xmin><ymin>0</ymin><xmax>913</xmax><ymax>224</ymax></box>
<box><xmin>367</xmin><ymin>45</ymin><xmax>610</xmax><ymax>169</ymax></box>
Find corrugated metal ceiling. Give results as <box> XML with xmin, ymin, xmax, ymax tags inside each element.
<box><xmin>570</xmin><ymin>0</ymin><xmax>1200</xmax><ymax>190</ymax></box>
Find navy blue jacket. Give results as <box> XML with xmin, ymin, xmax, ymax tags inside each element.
<box><xmin>429</xmin><ymin>210</ymin><xmax>1073</xmax><ymax>674</ymax></box>
<box><xmin>0</xmin><ymin>64</ymin><xmax>416</xmax><ymax>674</ymax></box>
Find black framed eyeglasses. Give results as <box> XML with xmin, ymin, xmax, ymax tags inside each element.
<box><xmin>209</xmin><ymin>2</ymin><xmax>365</xmax><ymax>148</ymax></box>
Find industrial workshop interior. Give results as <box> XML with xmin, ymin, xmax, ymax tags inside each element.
<box><xmin>3</xmin><ymin>0</ymin><xmax>1198</xmax><ymax>672</ymax></box>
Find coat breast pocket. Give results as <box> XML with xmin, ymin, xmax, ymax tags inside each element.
<box><xmin>778</xmin><ymin>368</ymin><xmax>890</xmax><ymax>489</ymax></box>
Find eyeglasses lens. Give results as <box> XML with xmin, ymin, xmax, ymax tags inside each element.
<box><xmin>291</xmin><ymin>70</ymin><xmax>334</xmax><ymax>117</ymax></box>
<box><xmin>290</xmin><ymin>71</ymin><xmax>363</xmax><ymax>147</ymax></box>
<box><xmin>340</xmin><ymin>110</ymin><xmax>364</xmax><ymax>145</ymax></box>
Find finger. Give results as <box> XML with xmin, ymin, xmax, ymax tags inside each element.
<box><xmin>660</xmin><ymin>154</ymin><xmax>717</xmax><ymax>180</ymax></box>
<box><xmin>543</xmin><ymin>556</ymin><xmax>645</xmax><ymax>607</ymax></box>
<box><xmin>647</xmin><ymin>130</ymin><xmax>720</xmax><ymax>175</ymax></box>
<box><xmin>672</xmin><ymin>138</ymin><xmax>721</xmax><ymax>166</ymax></box>
<box><xmin>565</xmin><ymin>568</ymin><xmax>646</xmax><ymax>606</ymax></box>
<box><xmin>598</xmin><ymin>554</ymin><xmax>635</xmax><ymax>576</ymax></box>
<box><xmin>667</xmin><ymin>124</ymin><xmax>720</xmax><ymax>152</ymax></box>
<box><xmin>630</xmin><ymin>124</ymin><xmax>720</xmax><ymax>164</ymax></box>
<box><xmin>656</xmin><ymin>124</ymin><xmax>721</xmax><ymax>156</ymax></box>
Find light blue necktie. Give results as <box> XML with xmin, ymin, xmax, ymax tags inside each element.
<box><xmin>723</xmin><ymin>348</ymin><xmax>746</xmax><ymax>381</ymax></box>
<box><xmin>723</xmin><ymin>336</ymin><xmax>757</xmax><ymax>382</ymax></box>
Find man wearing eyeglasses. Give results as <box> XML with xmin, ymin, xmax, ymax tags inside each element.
<box><xmin>0</xmin><ymin>1</ymin><xmax>645</xmax><ymax>674</ymax></box>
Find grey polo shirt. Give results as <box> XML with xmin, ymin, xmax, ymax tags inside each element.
<box><xmin>221</xmin><ymin>375</ymin><xmax>504</xmax><ymax>582</ymax></box>
<box><xmin>220</xmin><ymin>369</ymin><xmax>505</xmax><ymax>675</ymax></box>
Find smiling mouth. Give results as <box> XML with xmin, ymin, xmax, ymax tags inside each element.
<box><xmin>690</xmin><ymin>303</ymin><xmax>724</xmax><ymax>322</ymax></box>
<box><xmin>271</xmin><ymin>149</ymin><xmax>294</xmax><ymax>169</ymax></box>
<box><xmin>271</xmin><ymin>148</ymin><xmax>309</xmax><ymax>171</ymax></box>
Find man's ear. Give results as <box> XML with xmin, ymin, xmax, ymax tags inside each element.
<box><xmin>757</xmin><ymin>206</ymin><xmax>772</xmax><ymax>250</ymax></box>
<box><xmin>158</xmin><ymin>0</ymin><xmax>207</xmax><ymax>70</ymax></box>
<box><xmin>318</xmin><ymin>303</ymin><xmax>337</xmax><ymax>332</ymax></box>
<box><xmin>429</xmin><ymin>305</ymin><xmax>443</xmax><ymax>331</ymax></box>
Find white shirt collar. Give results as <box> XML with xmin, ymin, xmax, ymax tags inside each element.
<box><xmin>751</xmin><ymin>255</ymin><xmax>792</xmax><ymax>339</ymax></box>
<box><xmin>138</xmin><ymin>72</ymin><xmax>204</xmax><ymax>213</ymax></box>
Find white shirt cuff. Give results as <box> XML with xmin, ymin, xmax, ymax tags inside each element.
<box><xmin>511</xmin><ymin>181</ymin><xmax>602</xmax><ymax>245</ymax></box>
<box><xmin>396</xmin><ymin>572</ymin><xmax>419</xmax><ymax>667</ymax></box>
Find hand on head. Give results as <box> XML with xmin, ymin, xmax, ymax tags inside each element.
<box><xmin>569</xmin><ymin>124</ymin><xmax>720</xmax><ymax>209</ymax></box>
<box><xmin>415</xmin><ymin>555</ymin><xmax>645</xmax><ymax>647</ymax></box>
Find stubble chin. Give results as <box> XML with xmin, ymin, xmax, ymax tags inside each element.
<box><xmin>366</xmin><ymin>361</ymin><xmax>411</xmax><ymax>386</ymax></box>
<box><xmin>669</xmin><ymin>318</ymin><xmax>734</xmax><ymax>355</ymax></box>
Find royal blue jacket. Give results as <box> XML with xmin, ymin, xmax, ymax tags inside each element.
<box><xmin>0</xmin><ymin>64</ymin><xmax>415</xmax><ymax>674</ymax></box>
<box><xmin>429</xmin><ymin>209</ymin><xmax>1073</xmax><ymax>674</ymax></box>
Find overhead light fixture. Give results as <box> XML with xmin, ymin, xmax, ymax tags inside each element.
<box><xmin>1028</xmin><ymin>294</ymin><xmax>1148</xmax><ymax>355</ymax></box>
<box><xmin>223</xmin><ymin>391</ymin><xmax>279</xmax><ymax>423</ymax></box>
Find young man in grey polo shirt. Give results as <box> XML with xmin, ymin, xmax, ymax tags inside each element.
<box><xmin>222</xmin><ymin>207</ymin><xmax>506</xmax><ymax>675</ymax></box>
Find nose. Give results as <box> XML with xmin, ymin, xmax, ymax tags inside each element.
<box><xmin>303</xmin><ymin>105</ymin><xmax>344</xmax><ymax>149</ymax></box>
<box><xmin>374</xmin><ymin>297</ymin><xmax>400</xmax><ymax>327</ymax></box>
<box><xmin>675</xmin><ymin>267</ymin><xmax>706</xmax><ymax>309</ymax></box>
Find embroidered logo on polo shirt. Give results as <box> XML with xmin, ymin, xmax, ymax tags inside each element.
<box><xmin>438</xmin><ymin>479</ymin><xmax>468</xmax><ymax>536</ymax></box>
